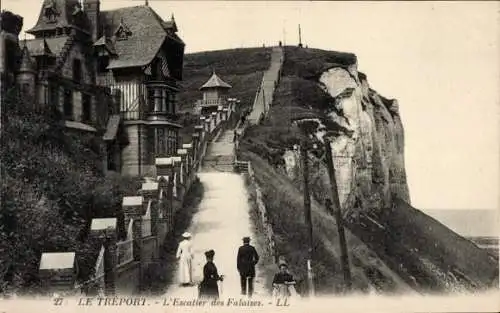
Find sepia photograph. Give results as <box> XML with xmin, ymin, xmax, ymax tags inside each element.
<box><xmin>0</xmin><ymin>0</ymin><xmax>499</xmax><ymax>312</ymax></box>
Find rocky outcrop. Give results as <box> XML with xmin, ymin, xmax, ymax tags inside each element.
<box><xmin>286</xmin><ymin>65</ymin><xmax>411</xmax><ymax>213</ymax></box>
<box><xmin>279</xmin><ymin>58</ymin><xmax>497</xmax><ymax>292</ymax></box>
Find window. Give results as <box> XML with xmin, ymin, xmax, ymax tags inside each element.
<box><xmin>82</xmin><ymin>94</ymin><xmax>91</xmax><ymax>123</ymax></box>
<box><xmin>49</xmin><ymin>85</ymin><xmax>59</xmax><ymax>107</ymax></box>
<box><xmin>63</xmin><ymin>89</ymin><xmax>73</xmax><ymax>119</ymax></box>
<box><xmin>167</xmin><ymin>130</ymin><xmax>177</xmax><ymax>155</ymax></box>
<box><xmin>147</xmin><ymin>128</ymin><xmax>155</xmax><ymax>163</ymax></box>
<box><xmin>162</xmin><ymin>90</ymin><xmax>168</xmax><ymax>113</ymax></box>
<box><xmin>169</xmin><ymin>93</ymin><xmax>176</xmax><ymax>115</ymax></box>
<box><xmin>147</xmin><ymin>87</ymin><xmax>169</xmax><ymax>113</ymax></box>
<box><xmin>157</xmin><ymin>128</ymin><xmax>166</xmax><ymax>156</ymax></box>
<box><xmin>97</xmin><ymin>57</ymin><xmax>109</xmax><ymax>73</ymax></box>
<box><xmin>73</xmin><ymin>59</ymin><xmax>82</xmax><ymax>83</ymax></box>
<box><xmin>150</xmin><ymin>59</ymin><xmax>161</xmax><ymax>80</ymax></box>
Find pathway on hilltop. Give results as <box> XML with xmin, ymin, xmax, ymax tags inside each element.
<box><xmin>164</xmin><ymin>128</ymin><xmax>270</xmax><ymax>301</ymax></box>
<box><xmin>247</xmin><ymin>46</ymin><xmax>284</xmax><ymax>125</ymax></box>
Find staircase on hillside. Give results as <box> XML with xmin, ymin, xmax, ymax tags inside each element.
<box><xmin>247</xmin><ymin>47</ymin><xmax>284</xmax><ymax>125</ymax></box>
<box><xmin>202</xmin><ymin>129</ymin><xmax>235</xmax><ymax>172</ymax></box>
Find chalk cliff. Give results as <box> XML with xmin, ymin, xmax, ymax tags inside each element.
<box><xmin>320</xmin><ymin>65</ymin><xmax>410</xmax><ymax>211</ymax></box>
<box><xmin>283</xmin><ymin>63</ymin><xmax>411</xmax><ymax>215</ymax></box>
<box><xmin>275</xmin><ymin>49</ymin><xmax>498</xmax><ymax>291</ymax></box>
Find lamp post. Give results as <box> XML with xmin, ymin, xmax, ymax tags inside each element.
<box><xmin>299</xmin><ymin>137</ymin><xmax>319</xmax><ymax>298</ymax></box>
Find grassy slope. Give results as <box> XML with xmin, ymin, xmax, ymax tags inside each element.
<box><xmin>241</xmin><ymin>150</ymin><xmax>411</xmax><ymax>295</ymax></box>
<box><xmin>239</xmin><ymin>46</ymin><xmax>498</xmax><ymax>293</ymax></box>
<box><xmin>178</xmin><ymin>48</ymin><xmax>272</xmax><ymax>143</ymax></box>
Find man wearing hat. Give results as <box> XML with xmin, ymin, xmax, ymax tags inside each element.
<box><xmin>176</xmin><ymin>232</ymin><xmax>193</xmax><ymax>286</ymax></box>
<box><xmin>237</xmin><ymin>236</ymin><xmax>260</xmax><ymax>297</ymax></box>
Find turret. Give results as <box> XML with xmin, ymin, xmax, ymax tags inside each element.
<box><xmin>83</xmin><ymin>0</ymin><xmax>101</xmax><ymax>42</ymax></box>
<box><xmin>17</xmin><ymin>45</ymin><xmax>37</xmax><ymax>107</ymax></box>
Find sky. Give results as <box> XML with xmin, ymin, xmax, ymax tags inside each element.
<box><xmin>2</xmin><ymin>0</ymin><xmax>499</xmax><ymax>212</ymax></box>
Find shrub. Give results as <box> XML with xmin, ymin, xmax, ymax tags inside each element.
<box><xmin>0</xmin><ymin>89</ymin><xmax>140</xmax><ymax>293</ymax></box>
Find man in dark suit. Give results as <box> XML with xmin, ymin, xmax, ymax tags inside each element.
<box><xmin>237</xmin><ymin>236</ymin><xmax>259</xmax><ymax>297</ymax></box>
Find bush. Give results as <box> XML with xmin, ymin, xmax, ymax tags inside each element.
<box><xmin>0</xmin><ymin>89</ymin><xmax>140</xmax><ymax>293</ymax></box>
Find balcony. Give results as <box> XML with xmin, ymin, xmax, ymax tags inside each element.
<box><xmin>120</xmin><ymin>81</ymin><xmax>179</xmax><ymax>122</ymax></box>
<box><xmin>196</xmin><ymin>98</ymin><xmax>226</xmax><ymax>107</ymax></box>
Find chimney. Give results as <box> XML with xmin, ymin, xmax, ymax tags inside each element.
<box><xmin>83</xmin><ymin>0</ymin><xmax>101</xmax><ymax>42</ymax></box>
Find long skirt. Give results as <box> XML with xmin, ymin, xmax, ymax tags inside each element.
<box><xmin>198</xmin><ymin>281</ymin><xmax>219</xmax><ymax>299</ymax></box>
<box><xmin>178</xmin><ymin>258</ymin><xmax>192</xmax><ymax>284</ymax></box>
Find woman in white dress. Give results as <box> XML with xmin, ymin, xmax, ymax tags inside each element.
<box><xmin>176</xmin><ymin>232</ymin><xmax>193</xmax><ymax>286</ymax></box>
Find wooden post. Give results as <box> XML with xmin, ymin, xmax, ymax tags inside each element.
<box><xmin>300</xmin><ymin>142</ymin><xmax>315</xmax><ymax>297</ymax></box>
<box><xmin>323</xmin><ymin>138</ymin><xmax>352</xmax><ymax>291</ymax></box>
<box><xmin>262</xmin><ymin>88</ymin><xmax>266</xmax><ymax>116</ymax></box>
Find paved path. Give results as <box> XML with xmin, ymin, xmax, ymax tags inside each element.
<box><xmin>164</xmin><ymin>172</ymin><xmax>269</xmax><ymax>301</ymax></box>
<box><xmin>165</xmin><ymin>125</ymin><xmax>270</xmax><ymax>300</ymax></box>
<box><xmin>248</xmin><ymin>47</ymin><xmax>284</xmax><ymax>125</ymax></box>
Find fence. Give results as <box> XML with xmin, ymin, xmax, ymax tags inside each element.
<box><xmin>116</xmin><ymin>239</ymin><xmax>134</xmax><ymax>267</ymax></box>
<box><xmin>117</xmin><ymin>219</ymin><xmax>134</xmax><ymax>267</ymax></box>
<box><xmin>141</xmin><ymin>201</ymin><xmax>152</xmax><ymax>237</ymax></box>
<box><xmin>245</xmin><ymin>161</ymin><xmax>277</xmax><ymax>262</ymax></box>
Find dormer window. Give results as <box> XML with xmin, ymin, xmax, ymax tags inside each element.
<box><xmin>43</xmin><ymin>0</ymin><xmax>59</xmax><ymax>23</ymax></box>
<box><xmin>114</xmin><ymin>19</ymin><xmax>132</xmax><ymax>41</ymax></box>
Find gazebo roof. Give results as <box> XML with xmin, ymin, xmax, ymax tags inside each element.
<box><xmin>199</xmin><ymin>71</ymin><xmax>232</xmax><ymax>90</ymax></box>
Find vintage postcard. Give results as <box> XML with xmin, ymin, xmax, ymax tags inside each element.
<box><xmin>0</xmin><ymin>0</ymin><xmax>498</xmax><ymax>312</ymax></box>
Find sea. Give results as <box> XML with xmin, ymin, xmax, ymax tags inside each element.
<box><xmin>422</xmin><ymin>209</ymin><xmax>499</xmax><ymax>258</ymax></box>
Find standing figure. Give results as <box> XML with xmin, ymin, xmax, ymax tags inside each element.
<box><xmin>198</xmin><ymin>250</ymin><xmax>224</xmax><ymax>300</ymax></box>
<box><xmin>237</xmin><ymin>236</ymin><xmax>259</xmax><ymax>297</ymax></box>
<box><xmin>176</xmin><ymin>232</ymin><xmax>193</xmax><ymax>286</ymax></box>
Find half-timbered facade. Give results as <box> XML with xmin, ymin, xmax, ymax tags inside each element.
<box><xmin>11</xmin><ymin>0</ymin><xmax>185</xmax><ymax>176</ymax></box>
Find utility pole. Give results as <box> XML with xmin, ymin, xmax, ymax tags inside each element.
<box><xmin>323</xmin><ymin>137</ymin><xmax>352</xmax><ymax>291</ymax></box>
<box><xmin>298</xmin><ymin>24</ymin><xmax>303</xmax><ymax>48</ymax></box>
<box><xmin>300</xmin><ymin>142</ymin><xmax>314</xmax><ymax>297</ymax></box>
<box><xmin>262</xmin><ymin>89</ymin><xmax>266</xmax><ymax>115</ymax></box>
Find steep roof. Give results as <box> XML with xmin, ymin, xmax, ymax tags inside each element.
<box><xmin>18</xmin><ymin>46</ymin><xmax>36</xmax><ymax>73</ymax></box>
<box><xmin>100</xmin><ymin>5</ymin><xmax>182</xmax><ymax>69</ymax></box>
<box><xmin>26</xmin><ymin>0</ymin><xmax>89</xmax><ymax>35</ymax></box>
<box><xmin>199</xmin><ymin>71</ymin><xmax>232</xmax><ymax>90</ymax></box>
<box><xmin>45</xmin><ymin>37</ymin><xmax>70</xmax><ymax>55</ymax></box>
<box><xmin>22</xmin><ymin>38</ymin><xmax>54</xmax><ymax>57</ymax></box>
